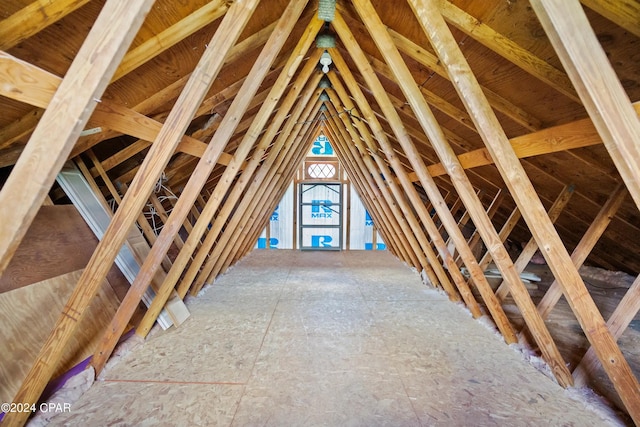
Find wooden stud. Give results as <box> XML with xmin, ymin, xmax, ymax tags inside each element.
<box><xmin>405</xmin><ymin>103</ymin><xmax>640</xmax><ymax>180</ymax></box>
<box><xmin>456</xmin><ymin>189</ymin><xmax>505</xmax><ymax>267</ymax></box>
<box><xmin>325</xmin><ymin>123</ymin><xmax>400</xmax><ymax>258</ymax></box>
<box><xmin>336</xmin><ymin>9</ymin><xmax>522</xmax><ymax>329</ymax></box>
<box><xmin>325</xmin><ymin>77</ymin><xmax>457</xmax><ymax>295</ymax></box>
<box><xmin>384</xmin><ymin>28</ymin><xmax>542</xmax><ymax>131</ymax></box>
<box><xmin>473</xmin><ymin>206</ymin><xmax>522</xmax><ymax>273</ymax></box>
<box><xmin>579</xmin><ymin>0</ymin><xmax>640</xmax><ymax>39</ymax></box>
<box><xmin>148</xmin><ymin>193</ymin><xmax>185</xmax><ymax>250</ymax></box>
<box><xmin>330</xmin><ymin>55</ymin><xmax>479</xmax><ymax>307</ymax></box>
<box><xmin>82</xmin><ymin>0</ymin><xmax>260</xmax><ymax>371</ymax></box>
<box><xmin>235</xmin><ymin>122</ymin><xmax>322</xmax><ymax>264</ymax></box>
<box><xmin>0</xmin><ymin>50</ymin><xmax>235</xmax><ymax>166</ymax></box>
<box><xmin>324</xmin><ymin>109</ymin><xmax>405</xmax><ymax>259</ymax></box>
<box><xmin>196</xmin><ymin>94</ymin><xmax>327</xmax><ymax>282</ymax></box>
<box><xmin>215</xmin><ymin>118</ymin><xmax>322</xmax><ymax>274</ymax></box>
<box><xmin>183</xmin><ymin>72</ymin><xmax>323</xmax><ymax>296</ymax></box>
<box><xmin>409</xmin><ymin>0</ymin><xmax>640</xmax><ymax>417</ymax></box>
<box><xmin>178</xmin><ymin>40</ymin><xmax>324</xmax><ymax>299</ymax></box>
<box><xmin>327</xmin><ymin>109</ymin><xmax>415</xmax><ymax>264</ymax></box>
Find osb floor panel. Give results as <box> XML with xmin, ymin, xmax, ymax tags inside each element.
<box><xmin>51</xmin><ymin>250</ymin><xmax>620</xmax><ymax>426</ymax></box>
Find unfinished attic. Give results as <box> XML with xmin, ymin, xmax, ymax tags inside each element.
<box><xmin>1</xmin><ymin>0</ymin><xmax>640</xmax><ymax>424</ymax></box>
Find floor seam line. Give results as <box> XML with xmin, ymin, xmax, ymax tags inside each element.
<box><xmin>101</xmin><ymin>379</ymin><xmax>246</xmax><ymax>386</ymax></box>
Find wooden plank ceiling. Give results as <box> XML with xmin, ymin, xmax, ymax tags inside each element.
<box><xmin>0</xmin><ymin>0</ymin><xmax>639</xmax><ymax>425</ymax></box>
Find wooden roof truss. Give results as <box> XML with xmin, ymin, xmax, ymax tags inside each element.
<box><xmin>0</xmin><ymin>0</ymin><xmax>639</xmax><ymax>424</ymax></box>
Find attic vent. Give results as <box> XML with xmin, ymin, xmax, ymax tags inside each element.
<box><xmin>307</xmin><ymin>163</ymin><xmax>337</xmax><ymax>179</ymax></box>
<box><xmin>318</xmin><ymin>0</ymin><xmax>336</xmax><ymax>22</ymax></box>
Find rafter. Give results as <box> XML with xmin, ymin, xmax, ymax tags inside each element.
<box><xmin>438</xmin><ymin>0</ymin><xmax>580</xmax><ymax>102</ymax></box>
<box><xmin>0</xmin><ymin>0</ymin><xmax>156</xmax><ymax>423</ymax></box>
<box><xmin>531</xmin><ymin>0</ymin><xmax>640</xmax><ymax>214</ymax></box>
<box><xmin>0</xmin><ymin>0</ymin><xmax>91</xmax><ymax>50</ymax></box>
<box><xmin>408</xmin><ymin>0</ymin><xmax>640</xmax><ymax>420</ymax></box>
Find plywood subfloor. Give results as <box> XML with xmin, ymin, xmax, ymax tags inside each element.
<box><xmin>51</xmin><ymin>250</ymin><xmax>622</xmax><ymax>426</ymax></box>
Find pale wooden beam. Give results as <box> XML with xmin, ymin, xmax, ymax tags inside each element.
<box><xmin>0</xmin><ymin>0</ymin><xmax>155</xmax><ymax>424</ymax></box>
<box><xmin>456</xmin><ymin>189</ymin><xmax>505</xmax><ymax>267</ymax></box>
<box><xmin>325</xmin><ymin>108</ymin><xmax>404</xmax><ymax>258</ymax></box>
<box><xmin>0</xmin><ymin>13</ymin><xmax>284</xmax><ymax>159</ymax></box>
<box><xmin>573</xmin><ymin>274</ymin><xmax>640</xmax><ymax>386</ymax></box>
<box><xmin>385</xmin><ymin>28</ymin><xmax>542</xmax><ymax>131</ymax></box>
<box><xmin>0</xmin><ymin>51</ymin><xmax>58</xmax><ymax>112</ymax></box>
<box><xmin>86</xmin><ymin>149</ymin><xmax>123</xmax><ymax>204</ymax></box>
<box><xmin>336</xmin><ymin>59</ymin><xmax>481</xmax><ymax>310</ymax></box>
<box><xmin>580</xmin><ymin>0</ymin><xmax>640</xmax><ymax>38</ymax></box>
<box><xmin>148</xmin><ymin>193</ymin><xmax>185</xmax><ymax>250</ymax></box>
<box><xmin>218</xmin><ymin>120</ymin><xmax>322</xmax><ymax>272</ymax></box>
<box><xmin>0</xmin><ymin>108</ymin><xmax>43</xmax><ymax>151</ymax></box>
<box><xmin>0</xmin><ymin>51</ymin><xmax>232</xmax><ymax>164</ymax></box>
<box><xmin>438</xmin><ymin>0</ymin><xmax>580</xmax><ymax>102</ymax></box>
<box><xmin>336</xmin><ymin>7</ymin><xmax>527</xmax><ymax>329</ymax></box>
<box><xmin>191</xmin><ymin>85</ymin><xmax>326</xmax><ymax>289</ymax></box>
<box><xmin>180</xmin><ymin>69</ymin><xmax>322</xmax><ymax>298</ymax></box>
<box><xmin>72</xmin><ymin>19</ymin><xmax>281</xmax><ymax>155</ymax></box>
<box><xmin>90</xmin><ymin>0</ymin><xmax>310</xmax><ymax>373</ymax></box>
<box><xmin>367</xmin><ymin>55</ymin><xmax>478</xmax><ymax>134</ymax></box>
<box><xmin>473</xmin><ymin>206</ymin><xmax>522</xmax><ymax>273</ymax></box>
<box><xmin>530</xmin><ymin>0</ymin><xmax>640</xmax><ymax>213</ymax></box>
<box><xmin>409</xmin><ymin>0</ymin><xmax>640</xmax><ymax>419</ymax></box>
<box><xmin>112</xmin><ymin>0</ymin><xmax>229</xmax><ymax>82</ymax></box>
<box><xmin>0</xmin><ymin>0</ymin><xmax>92</xmax><ymax>50</ymax></box>
<box><xmin>326</xmin><ymin>101</ymin><xmax>417</xmax><ymax>265</ymax></box>
<box><xmin>351</xmin><ymin>0</ymin><xmax>573</xmax><ymax>386</ymax></box>
<box><xmin>495</xmin><ymin>185</ymin><xmax>575</xmax><ymax>302</ymax></box>
<box><xmin>115</xmin><ymin>182</ymin><xmax>174</xmax><ymax>273</ymax></box>
<box><xmin>536</xmin><ymin>184</ymin><xmax>628</xmax><ymax>319</ymax></box>
<box><xmin>162</xmin><ymin>24</ymin><xmax>323</xmax><ymax>301</ymax></box>
<box><xmin>328</xmin><ymin>69</ymin><xmax>445</xmax><ymax>283</ymax></box>
<box><xmin>407</xmin><ymin>102</ymin><xmax>640</xmax><ymax>180</ymax></box>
